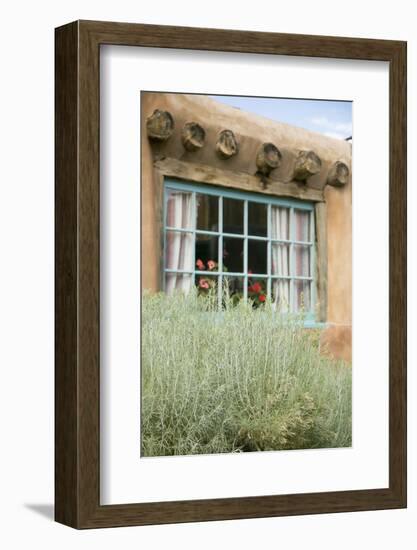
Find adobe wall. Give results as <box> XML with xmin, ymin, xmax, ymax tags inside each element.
<box><xmin>141</xmin><ymin>92</ymin><xmax>352</xmax><ymax>361</ymax></box>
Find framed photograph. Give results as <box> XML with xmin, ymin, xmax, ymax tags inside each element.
<box><xmin>55</xmin><ymin>20</ymin><xmax>406</xmax><ymax>528</ymax></box>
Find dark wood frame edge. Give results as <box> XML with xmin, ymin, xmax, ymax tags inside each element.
<box><xmin>55</xmin><ymin>19</ymin><xmax>407</xmax><ymax>529</ymax></box>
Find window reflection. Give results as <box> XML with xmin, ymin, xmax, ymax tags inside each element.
<box><xmin>196</xmin><ymin>194</ymin><xmax>219</xmax><ymax>232</ymax></box>
<box><xmin>223</xmin><ymin>197</ymin><xmax>243</xmax><ymax>234</ymax></box>
<box><xmin>248</xmin><ymin>239</ymin><xmax>267</xmax><ymax>275</ymax></box>
<box><xmin>248</xmin><ymin>202</ymin><xmax>267</xmax><ymax>237</ymax></box>
<box><xmin>223</xmin><ymin>237</ymin><xmax>244</xmax><ymax>273</ymax></box>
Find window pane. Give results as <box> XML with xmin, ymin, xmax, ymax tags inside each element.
<box><xmin>195</xmin><ymin>234</ymin><xmax>218</xmax><ymax>271</ymax></box>
<box><xmin>165</xmin><ymin>231</ymin><xmax>194</xmax><ymax>270</ymax></box>
<box><xmin>271</xmin><ymin>243</ymin><xmax>290</xmax><ymax>276</ymax></box>
<box><xmin>196</xmin><ymin>194</ymin><xmax>218</xmax><ymax>231</ymax></box>
<box><xmin>248</xmin><ymin>202</ymin><xmax>267</xmax><ymax>237</ymax></box>
<box><xmin>223</xmin><ymin>276</ymin><xmax>244</xmax><ymax>306</ymax></box>
<box><xmin>163</xmin><ymin>187</ymin><xmax>315</xmax><ymax>314</ymax></box>
<box><xmin>271</xmin><ymin>206</ymin><xmax>289</xmax><ymax>240</ymax></box>
<box><xmin>223</xmin><ymin>197</ymin><xmax>244</xmax><ymax>234</ymax></box>
<box><xmin>223</xmin><ymin>237</ymin><xmax>244</xmax><ymax>273</ymax></box>
<box><xmin>294</xmin><ymin>245</ymin><xmax>310</xmax><ymax>277</ymax></box>
<box><xmin>165</xmin><ymin>273</ymin><xmax>193</xmax><ymax>295</ymax></box>
<box><xmin>165</xmin><ymin>190</ymin><xmax>193</xmax><ymax>229</ymax></box>
<box><xmin>294</xmin><ymin>280</ymin><xmax>311</xmax><ymax>312</ymax></box>
<box><xmin>248</xmin><ymin>239</ymin><xmax>267</xmax><ymax>275</ymax></box>
<box><xmin>272</xmin><ymin>279</ymin><xmax>290</xmax><ymax>313</ymax></box>
<box><xmin>294</xmin><ymin>209</ymin><xmax>310</xmax><ymax>242</ymax></box>
<box><xmin>248</xmin><ymin>277</ymin><xmax>267</xmax><ymax>306</ymax></box>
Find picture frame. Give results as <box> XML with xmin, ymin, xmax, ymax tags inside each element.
<box><xmin>55</xmin><ymin>20</ymin><xmax>407</xmax><ymax>529</ymax></box>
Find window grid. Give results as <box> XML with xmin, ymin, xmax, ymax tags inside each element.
<box><xmin>309</xmin><ymin>207</ymin><xmax>316</xmax><ymax>315</ymax></box>
<box><xmin>267</xmin><ymin>203</ymin><xmax>272</xmax><ymax>299</ymax></box>
<box><xmin>243</xmin><ymin>200</ymin><xmax>248</xmax><ymax>302</ymax></box>
<box><xmin>191</xmin><ymin>191</ymin><xmax>197</xmax><ymax>290</ymax></box>
<box><xmin>289</xmin><ymin>207</ymin><xmax>294</xmax><ymax>313</ymax></box>
<box><xmin>218</xmin><ymin>196</ymin><xmax>223</xmax><ymax>309</ymax></box>
<box><xmin>163</xmin><ymin>180</ymin><xmax>315</xmax><ymax>318</ymax></box>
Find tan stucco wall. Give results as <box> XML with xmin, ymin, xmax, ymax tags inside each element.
<box><xmin>141</xmin><ymin>106</ymin><xmax>160</xmax><ymax>292</ymax></box>
<box><xmin>321</xmin><ymin>170</ymin><xmax>352</xmax><ymax>361</ymax></box>
<box><xmin>141</xmin><ymin>92</ymin><xmax>352</xmax><ymax>361</ymax></box>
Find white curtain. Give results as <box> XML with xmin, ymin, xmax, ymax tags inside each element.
<box><xmin>294</xmin><ymin>210</ymin><xmax>310</xmax><ymax>311</ymax></box>
<box><xmin>165</xmin><ymin>192</ymin><xmax>194</xmax><ymax>294</ymax></box>
<box><xmin>271</xmin><ymin>206</ymin><xmax>290</xmax><ymax>312</ymax></box>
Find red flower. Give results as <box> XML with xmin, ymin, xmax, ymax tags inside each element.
<box><xmin>251</xmin><ymin>282</ymin><xmax>262</xmax><ymax>294</ymax></box>
<box><xmin>259</xmin><ymin>294</ymin><xmax>266</xmax><ymax>303</ymax></box>
<box><xmin>196</xmin><ymin>259</ymin><xmax>205</xmax><ymax>270</ymax></box>
<box><xmin>207</xmin><ymin>260</ymin><xmax>217</xmax><ymax>271</ymax></box>
<box><xmin>199</xmin><ymin>278</ymin><xmax>209</xmax><ymax>289</ymax></box>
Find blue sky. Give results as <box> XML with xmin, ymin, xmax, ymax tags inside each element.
<box><xmin>210</xmin><ymin>95</ymin><xmax>352</xmax><ymax>140</ymax></box>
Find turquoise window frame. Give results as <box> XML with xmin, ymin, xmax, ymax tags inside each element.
<box><xmin>163</xmin><ymin>178</ymin><xmax>317</xmax><ymax>323</ymax></box>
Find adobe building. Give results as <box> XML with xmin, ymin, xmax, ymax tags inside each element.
<box><xmin>141</xmin><ymin>92</ymin><xmax>352</xmax><ymax>362</ymax></box>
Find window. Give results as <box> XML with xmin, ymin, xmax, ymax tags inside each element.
<box><xmin>163</xmin><ymin>179</ymin><xmax>315</xmax><ymax>318</ymax></box>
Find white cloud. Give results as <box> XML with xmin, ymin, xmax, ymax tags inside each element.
<box><xmin>310</xmin><ymin>116</ymin><xmax>352</xmax><ymax>137</ymax></box>
<box><xmin>323</xmin><ymin>131</ymin><xmax>347</xmax><ymax>140</ymax></box>
<box><xmin>311</xmin><ymin>116</ymin><xmax>329</xmax><ymax>126</ymax></box>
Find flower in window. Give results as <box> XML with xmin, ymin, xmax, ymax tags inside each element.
<box><xmin>247</xmin><ymin>280</ymin><xmax>266</xmax><ymax>308</ymax></box>
<box><xmin>250</xmin><ymin>282</ymin><xmax>262</xmax><ymax>294</ymax></box>
<box><xmin>207</xmin><ymin>260</ymin><xmax>217</xmax><ymax>271</ymax></box>
<box><xmin>196</xmin><ymin>259</ymin><xmax>205</xmax><ymax>270</ymax></box>
<box><xmin>198</xmin><ymin>278</ymin><xmax>210</xmax><ymax>289</ymax></box>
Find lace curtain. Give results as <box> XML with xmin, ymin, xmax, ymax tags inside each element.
<box><xmin>271</xmin><ymin>206</ymin><xmax>290</xmax><ymax>311</ymax></box>
<box><xmin>165</xmin><ymin>191</ymin><xmax>194</xmax><ymax>294</ymax></box>
<box><xmin>271</xmin><ymin>207</ymin><xmax>310</xmax><ymax>312</ymax></box>
<box><xmin>294</xmin><ymin>210</ymin><xmax>311</xmax><ymax>311</ymax></box>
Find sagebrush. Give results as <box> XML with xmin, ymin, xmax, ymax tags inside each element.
<box><xmin>141</xmin><ymin>289</ymin><xmax>352</xmax><ymax>456</ymax></box>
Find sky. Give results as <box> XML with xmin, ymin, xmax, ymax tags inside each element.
<box><xmin>210</xmin><ymin>95</ymin><xmax>352</xmax><ymax>141</ymax></box>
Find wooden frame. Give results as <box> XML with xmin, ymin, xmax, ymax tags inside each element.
<box><xmin>55</xmin><ymin>20</ymin><xmax>407</xmax><ymax>529</ymax></box>
<box><xmin>154</xmin><ymin>157</ymin><xmax>326</xmax><ymax>202</ymax></box>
